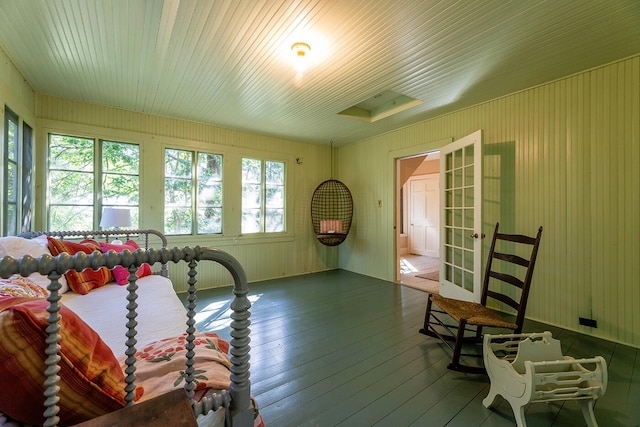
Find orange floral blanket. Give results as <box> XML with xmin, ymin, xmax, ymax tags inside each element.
<box><xmin>123</xmin><ymin>332</ymin><xmax>231</xmax><ymax>403</ymax></box>
<box><xmin>123</xmin><ymin>332</ymin><xmax>266</xmax><ymax>426</ymax></box>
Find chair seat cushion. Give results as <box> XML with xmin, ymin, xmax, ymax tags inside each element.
<box><xmin>430</xmin><ymin>294</ymin><xmax>518</xmax><ymax>330</ymax></box>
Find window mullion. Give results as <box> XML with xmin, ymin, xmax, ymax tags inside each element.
<box><xmin>95</xmin><ymin>139</ymin><xmax>103</xmax><ymax>229</ymax></box>
<box><xmin>192</xmin><ymin>150</ymin><xmax>197</xmax><ymax>235</ymax></box>
<box><xmin>21</xmin><ymin>122</ymin><xmax>33</xmax><ymax>233</ymax></box>
<box><xmin>261</xmin><ymin>160</ymin><xmax>266</xmax><ymax>232</ymax></box>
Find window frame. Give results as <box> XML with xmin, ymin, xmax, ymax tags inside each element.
<box><xmin>3</xmin><ymin>106</ymin><xmax>20</xmax><ymax>235</ymax></box>
<box><xmin>241</xmin><ymin>157</ymin><xmax>286</xmax><ymax>234</ymax></box>
<box><xmin>162</xmin><ymin>141</ymin><xmax>294</xmax><ymax>244</ymax></box>
<box><xmin>164</xmin><ymin>147</ymin><xmax>224</xmax><ymax>236</ymax></box>
<box><xmin>2</xmin><ymin>106</ymin><xmax>33</xmax><ymax>236</ymax></box>
<box><xmin>21</xmin><ymin>121</ymin><xmax>33</xmax><ymax>232</ymax></box>
<box><xmin>2</xmin><ymin>105</ymin><xmax>21</xmax><ymax>236</ymax></box>
<box><xmin>46</xmin><ymin>132</ymin><xmax>141</xmax><ymax>231</ymax></box>
<box><xmin>38</xmin><ymin>124</ymin><xmax>294</xmax><ymax>245</ymax></box>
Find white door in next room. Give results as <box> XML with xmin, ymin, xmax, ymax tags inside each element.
<box><xmin>409</xmin><ymin>173</ymin><xmax>439</xmax><ymax>258</ymax></box>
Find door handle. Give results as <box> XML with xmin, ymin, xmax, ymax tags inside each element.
<box><xmin>470</xmin><ymin>233</ymin><xmax>485</xmax><ymax>239</ymax></box>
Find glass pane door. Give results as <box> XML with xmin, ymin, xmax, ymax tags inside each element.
<box><xmin>440</xmin><ymin>130</ymin><xmax>482</xmax><ymax>302</ymax></box>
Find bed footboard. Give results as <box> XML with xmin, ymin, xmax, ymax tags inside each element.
<box><xmin>0</xmin><ymin>236</ymin><xmax>252</xmax><ymax>427</ymax></box>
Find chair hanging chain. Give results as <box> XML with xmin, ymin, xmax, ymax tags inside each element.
<box><xmin>330</xmin><ymin>139</ymin><xmax>334</xmax><ymax>179</ymax></box>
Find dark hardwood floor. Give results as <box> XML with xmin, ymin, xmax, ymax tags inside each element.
<box><xmin>181</xmin><ymin>270</ymin><xmax>639</xmax><ymax>427</ymax></box>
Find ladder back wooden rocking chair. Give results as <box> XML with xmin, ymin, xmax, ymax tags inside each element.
<box><xmin>419</xmin><ymin>222</ymin><xmax>543</xmax><ymax>374</ymax></box>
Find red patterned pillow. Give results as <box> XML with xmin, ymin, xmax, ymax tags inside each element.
<box><xmin>47</xmin><ymin>238</ymin><xmax>113</xmax><ymax>295</ymax></box>
<box><xmin>0</xmin><ymin>297</ymin><xmax>143</xmax><ymax>425</ymax></box>
<box><xmin>99</xmin><ymin>240</ymin><xmax>152</xmax><ymax>285</ymax></box>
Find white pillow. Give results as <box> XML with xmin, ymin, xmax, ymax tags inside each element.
<box><xmin>0</xmin><ymin>235</ymin><xmax>69</xmax><ymax>293</ymax></box>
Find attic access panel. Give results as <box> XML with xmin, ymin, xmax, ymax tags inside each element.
<box><xmin>337</xmin><ymin>90</ymin><xmax>423</xmax><ymax>123</ymax></box>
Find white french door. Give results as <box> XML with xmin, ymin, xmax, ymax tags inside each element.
<box><xmin>439</xmin><ymin>130</ymin><xmax>483</xmax><ymax>302</ymax></box>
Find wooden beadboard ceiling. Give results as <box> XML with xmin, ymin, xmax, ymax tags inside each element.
<box><xmin>0</xmin><ymin>0</ymin><xmax>638</xmax><ymax>145</ymax></box>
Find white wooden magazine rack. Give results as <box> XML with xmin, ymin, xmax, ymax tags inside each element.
<box><xmin>483</xmin><ymin>331</ymin><xmax>607</xmax><ymax>427</ymax></box>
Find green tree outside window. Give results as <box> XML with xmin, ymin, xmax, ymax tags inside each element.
<box><xmin>242</xmin><ymin>158</ymin><xmax>285</xmax><ymax>233</ymax></box>
<box><xmin>48</xmin><ymin>134</ymin><xmax>140</xmax><ymax>231</ymax></box>
<box><xmin>164</xmin><ymin>148</ymin><xmax>223</xmax><ymax>235</ymax></box>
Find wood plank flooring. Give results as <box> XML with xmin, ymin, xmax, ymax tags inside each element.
<box><xmin>182</xmin><ymin>270</ymin><xmax>639</xmax><ymax>427</ymax></box>
<box><xmin>399</xmin><ymin>254</ymin><xmax>440</xmax><ymax>294</ymax></box>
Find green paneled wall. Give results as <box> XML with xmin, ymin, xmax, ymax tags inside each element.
<box><xmin>0</xmin><ymin>46</ymin><xmax>36</xmax><ymax>132</ymax></box>
<box><xmin>32</xmin><ymin>96</ymin><xmax>340</xmax><ymax>291</ymax></box>
<box><xmin>338</xmin><ymin>55</ymin><xmax>640</xmax><ymax>348</ymax></box>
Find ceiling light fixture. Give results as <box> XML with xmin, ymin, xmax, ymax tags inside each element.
<box><xmin>291</xmin><ymin>42</ymin><xmax>311</xmax><ymax>72</ymax></box>
<box><xmin>291</xmin><ymin>42</ymin><xmax>310</xmax><ymax>57</ymax></box>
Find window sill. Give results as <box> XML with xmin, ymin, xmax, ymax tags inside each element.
<box><xmin>166</xmin><ymin>232</ymin><xmax>295</xmax><ymax>247</ymax></box>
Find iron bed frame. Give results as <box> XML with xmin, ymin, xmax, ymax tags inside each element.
<box><xmin>0</xmin><ymin>229</ymin><xmax>253</xmax><ymax>427</ymax></box>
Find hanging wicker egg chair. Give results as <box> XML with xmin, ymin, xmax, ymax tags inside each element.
<box><xmin>311</xmin><ymin>179</ymin><xmax>353</xmax><ymax>246</ymax></box>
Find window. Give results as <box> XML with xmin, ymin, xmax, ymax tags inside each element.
<box><xmin>47</xmin><ymin>134</ymin><xmax>140</xmax><ymax>231</ymax></box>
<box><xmin>21</xmin><ymin>122</ymin><xmax>33</xmax><ymax>231</ymax></box>
<box><xmin>242</xmin><ymin>158</ymin><xmax>285</xmax><ymax>233</ymax></box>
<box><xmin>164</xmin><ymin>148</ymin><xmax>223</xmax><ymax>235</ymax></box>
<box><xmin>2</xmin><ymin>107</ymin><xmax>32</xmax><ymax>236</ymax></box>
<box><xmin>101</xmin><ymin>140</ymin><xmax>141</xmax><ymax>223</ymax></box>
<box><xmin>3</xmin><ymin>108</ymin><xmax>19</xmax><ymax>235</ymax></box>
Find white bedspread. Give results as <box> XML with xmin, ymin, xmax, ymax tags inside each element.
<box><xmin>60</xmin><ymin>275</ymin><xmax>189</xmax><ymax>357</ymax></box>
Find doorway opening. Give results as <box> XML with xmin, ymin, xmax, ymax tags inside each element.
<box><xmin>396</xmin><ymin>151</ymin><xmax>440</xmax><ymax>294</ymax></box>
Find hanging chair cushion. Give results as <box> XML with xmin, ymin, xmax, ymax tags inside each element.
<box><xmin>319</xmin><ymin>220</ymin><xmax>343</xmax><ymax>234</ymax></box>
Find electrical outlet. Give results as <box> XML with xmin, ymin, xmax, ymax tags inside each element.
<box><xmin>579</xmin><ymin>317</ymin><xmax>598</xmax><ymax>328</ymax></box>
